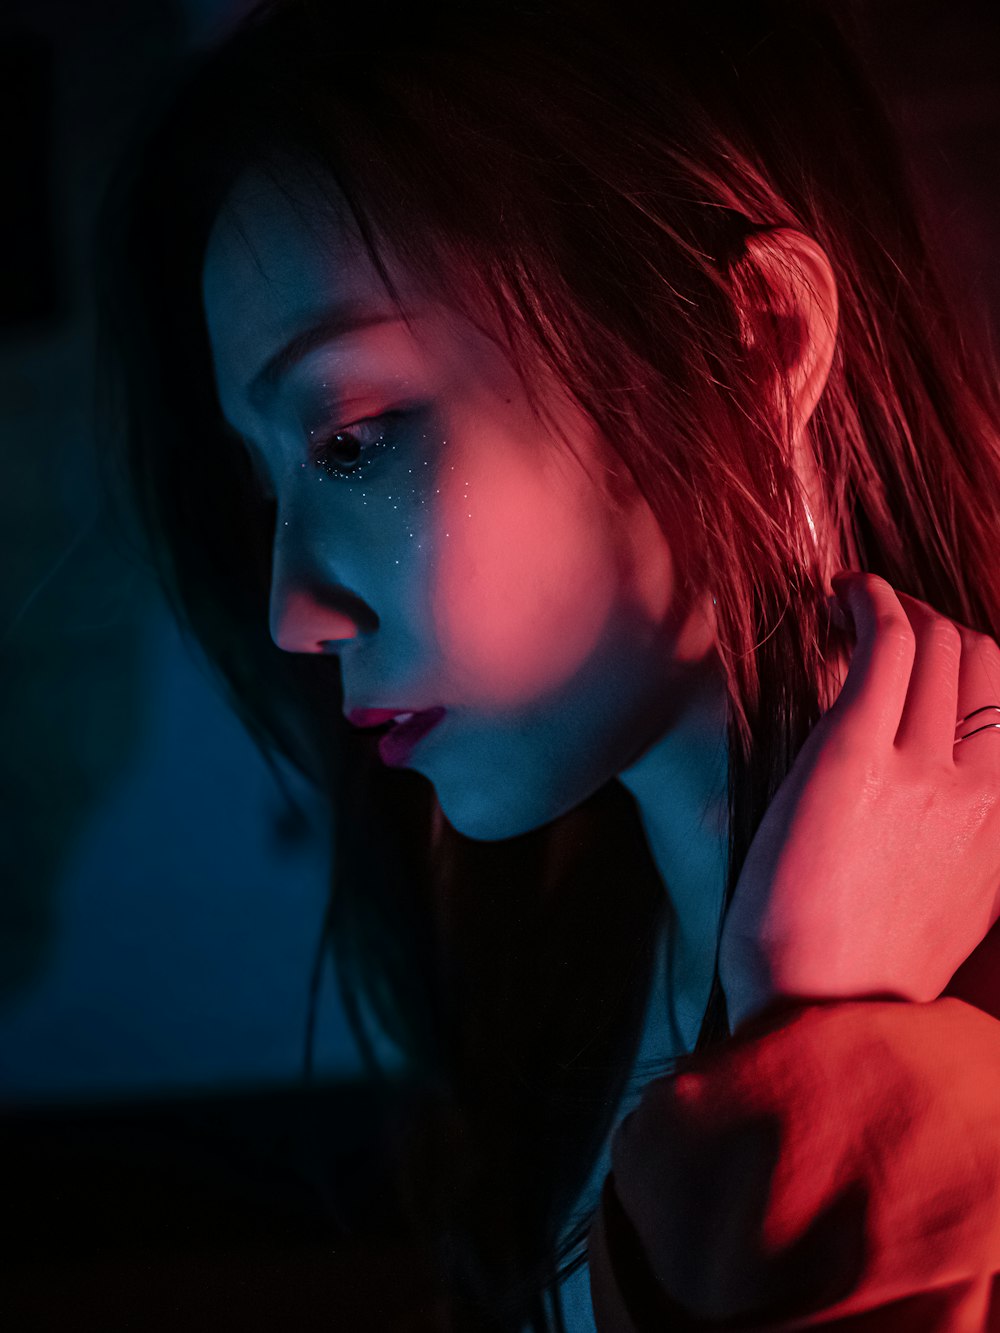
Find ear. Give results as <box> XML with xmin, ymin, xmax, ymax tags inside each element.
<box><xmin>738</xmin><ymin>227</ymin><xmax>839</xmax><ymax>440</ymax></box>
<box><xmin>737</xmin><ymin>228</ymin><xmax>844</xmax><ymax>583</ymax></box>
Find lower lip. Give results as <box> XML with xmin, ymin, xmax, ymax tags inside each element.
<box><xmin>377</xmin><ymin>706</ymin><xmax>447</xmax><ymax>767</ymax></box>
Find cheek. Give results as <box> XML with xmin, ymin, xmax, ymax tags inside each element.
<box><xmin>430</xmin><ymin>439</ymin><xmax>619</xmax><ymax>707</ymax></box>
<box><xmin>623</xmin><ymin>496</ymin><xmax>675</xmax><ymax>625</ymax></box>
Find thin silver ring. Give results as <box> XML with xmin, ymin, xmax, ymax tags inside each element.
<box><xmin>955</xmin><ymin>705</ymin><xmax>1000</xmax><ymax>744</ymax></box>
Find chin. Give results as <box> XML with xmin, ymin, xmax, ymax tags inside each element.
<box><xmin>431</xmin><ymin>781</ymin><xmax>585</xmax><ymax>844</ymax></box>
<box><xmin>436</xmin><ymin>801</ymin><xmax>546</xmax><ymax>843</ymax></box>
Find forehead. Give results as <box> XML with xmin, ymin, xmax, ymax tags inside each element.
<box><xmin>198</xmin><ymin>167</ymin><xmax>588</xmax><ymax>471</ymax></box>
<box><xmin>201</xmin><ymin>169</ymin><xmax>410</xmax><ymax>385</ymax></box>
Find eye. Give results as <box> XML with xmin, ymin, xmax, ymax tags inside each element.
<box><xmin>309</xmin><ymin>412</ymin><xmax>402</xmax><ymax>481</ymax></box>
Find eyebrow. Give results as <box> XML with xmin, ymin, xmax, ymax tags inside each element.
<box><xmin>247</xmin><ymin>301</ymin><xmax>403</xmax><ymax>406</ymax></box>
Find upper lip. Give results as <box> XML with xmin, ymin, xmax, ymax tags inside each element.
<box><xmin>346</xmin><ymin>706</ymin><xmax>443</xmax><ymax>729</ymax></box>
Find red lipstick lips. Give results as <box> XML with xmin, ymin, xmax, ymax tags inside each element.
<box><xmin>347</xmin><ymin>707</ymin><xmax>411</xmax><ymax>729</ymax></box>
<box><xmin>346</xmin><ymin>705</ymin><xmax>447</xmax><ymax>766</ymax></box>
<box><xmin>378</xmin><ymin>706</ymin><xmax>447</xmax><ymax>767</ymax></box>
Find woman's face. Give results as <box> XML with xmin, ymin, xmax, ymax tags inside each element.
<box><xmin>202</xmin><ymin>170</ymin><xmax>719</xmax><ymax>840</ymax></box>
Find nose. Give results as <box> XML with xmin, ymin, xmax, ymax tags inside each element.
<box><xmin>269</xmin><ymin>581</ymin><xmax>365</xmax><ymax>653</ymax></box>
<box><xmin>269</xmin><ymin>543</ymin><xmax>376</xmax><ymax>654</ymax></box>
<box><xmin>268</xmin><ymin>503</ymin><xmax>378</xmax><ymax>654</ymax></box>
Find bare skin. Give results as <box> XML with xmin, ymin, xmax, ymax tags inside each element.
<box><xmin>722</xmin><ymin>572</ymin><xmax>1000</xmax><ymax>1030</ymax></box>
<box><xmin>201</xmin><ymin>170</ymin><xmax>741</xmax><ymax>967</ymax></box>
<box><xmin>202</xmin><ymin>170</ymin><xmax>1000</xmax><ymax>1049</ymax></box>
<box><xmin>617</xmin><ymin>228</ymin><xmax>850</xmax><ymax>1041</ymax></box>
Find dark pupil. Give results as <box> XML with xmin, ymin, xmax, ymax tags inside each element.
<box><xmin>331</xmin><ymin>433</ymin><xmax>362</xmax><ymax>468</ymax></box>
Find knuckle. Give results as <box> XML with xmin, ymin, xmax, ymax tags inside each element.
<box><xmin>927</xmin><ymin>618</ymin><xmax>963</xmax><ymax>658</ymax></box>
<box><xmin>896</xmin><ymin>593</ymin><xmax>963</xmax><ymax>652</ymax></box>
<box><xmin>966</xmin><ymin>737</ymin><xmax>1000</xmax><ymax>771</ymax></box>
<box><xmin>957</xmin><ymin>627</ymin><xmax>1000</xmax><ymax>686</ymax></box>
<box><xmin>852</xmin><ymin>571</ymin><xmax>893</xmax><ymax>605</ymax></box>
<box><xmin>964</xmin><ymin>627</ymin><xmax>1000</xmax><ymax>658</ymax></box>
<box><xmin>927</xmin><ymin>755</ymin><xmax>959</xmax><ymax>787</ymax></box>
<box><xmin>875</xmin><ymin>612</ymin><xmax>914</xmax><ymax>651</ymax></box>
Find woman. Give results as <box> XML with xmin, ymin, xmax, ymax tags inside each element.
<box><xmin>98</xmin><ymin>0</ymin><xmax>1000</xmax><ymax>1328</ymax></box>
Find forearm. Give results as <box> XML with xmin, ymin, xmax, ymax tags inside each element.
<box><xmin>589</xmin><ymin>997</ymin><xmax>1000</xmax><ymax>1329</ymax></box>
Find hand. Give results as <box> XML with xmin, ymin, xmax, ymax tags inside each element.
<box><xmin>719</xmin><ymin>571</ymin><xmax>1000</xmax><ymax>1033</ymax></box>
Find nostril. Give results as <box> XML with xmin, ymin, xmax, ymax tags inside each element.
<box><xmin>270</xmin><ymin>583</ymin><xmax>374</xmax><ymax>654</ymax></box>
<box><xmin>318</xmin><ymin>637</ymin><xmax>355</xmax><ymax>654</ymax></box>
<box><xmin>318</xmin><ymin>610</ymin><xmax>361</xmax><ymax>641</ymax></box>
<box><xmin>270</xmin><ymin>591</ymin><xmax>358</xmax><ymax>653</ymax></box>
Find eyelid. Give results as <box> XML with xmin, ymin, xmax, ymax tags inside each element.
<box><xmin>220</xmin><ymin>400</ymin><xmax>418</xmax><ymax>492</ymax></box>
<box><xmin>309</xmin><ymin>409</ymin><xmax>404</xmax><ymax>480</ymax></box>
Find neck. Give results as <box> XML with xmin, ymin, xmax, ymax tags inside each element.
<box><xmin>617</xmin><ymin>661</ymin><xmax>730</xmax><ymax>1032</ymax></box>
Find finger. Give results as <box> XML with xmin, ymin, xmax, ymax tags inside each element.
<box><xmin>954</xmin><ymin>626</ymin><xmax>1000</xmax><ymax>770</ymax></box>
<box><xmin>892</xmin><ymin>591</ymin><xmax>962</xmax><ymax>762</ymax></box>
<box><xmin>830</xmin><ymin>571</ymin><xmax>916</xmax><ymax>748</ymax></box>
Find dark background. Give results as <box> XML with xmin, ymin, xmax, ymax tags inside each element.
<box><xmin>0</xmin><ymin>1</ymin><xmax>996</xmax><ymax>1328</ymax></box>
<box><xmin>0</xmin><ymin>0</ymin><xmax>396</xmax><ymax>1105</ymax></box>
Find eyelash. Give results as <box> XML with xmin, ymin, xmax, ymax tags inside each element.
<box><xmin>309</xmin><ymin>411</ymin><xmax>402</xmax><ymax>481</ymax></box>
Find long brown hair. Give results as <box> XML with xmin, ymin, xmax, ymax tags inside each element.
<box><xmin>96</xmin><ymin>1</ymin><xmax>1000</xmax><ymax>1327</ymax></box>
